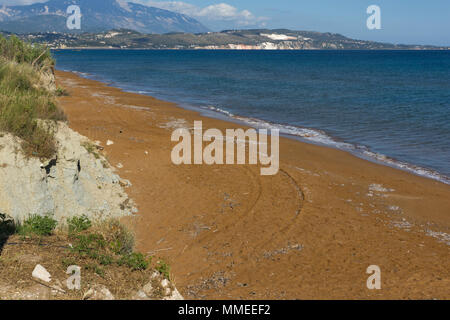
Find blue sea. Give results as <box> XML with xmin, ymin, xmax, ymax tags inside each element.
<box><xmin>53</xmin><ymin>50</ymin><xmax>450</xmax><ymax>184</ymax></box>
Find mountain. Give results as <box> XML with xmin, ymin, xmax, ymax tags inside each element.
<box><xmin>0</xmin><ymin>0</ymin><xmax>208</xmax><ymax>34</ymax></box>
<box><xmin>14</xmin><ymin>28</ymin><xmax>448</xmax><ymax>50</ymax></box>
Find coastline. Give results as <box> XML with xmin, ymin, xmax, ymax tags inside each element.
<box><xmin>52</xmin><ymin>48</ymin><xmax>450</xmax><ymax>50</ymax></box>
<box><xmin>56</xmin><ymin>70</ymin><xmax>450</xmax><ymax>299</ymax></box>
<box><xmin>57</xmin><ymin>65</ymin><xmax>450</xmax><ymax>186</ymax></box>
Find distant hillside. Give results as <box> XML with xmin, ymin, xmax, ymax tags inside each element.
<box><xmin>13</xmin><ymin>29</ymin><xmax>449</xmax><ymax>50</ymax></box>
<box><xmin>0</xmin><ymin>0</ymin><xmax>208</xmax><ymax>34</ymax></box>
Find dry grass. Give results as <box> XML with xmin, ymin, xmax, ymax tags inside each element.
<box><xmin>0</xmin><ymin>234</ymin><xmax>151</xmax><ymax>299</ymax></box>
<box><xmin>0</xmin><ymin>217</ymin><xmax>170</xmax><ymax>300</ymax></box>
<box><xmin>0</xmin><ymin>35</ymin><xmax>65</xmax><ymax>159</ymax></box>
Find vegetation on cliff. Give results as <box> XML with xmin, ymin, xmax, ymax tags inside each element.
<box><xmin>0</xmin><ymin>36</ymin><xmax>178</xmax><ymax>300</ymax></box>
<box><xmin>0</xmin><ymin>35</ymin><xmax>65</xmax><ymax>159</ymax></box>
<box><xmin>0</xmin><ymin>213</ymin><xmax>177</xmax><ymax>300</ymax></box>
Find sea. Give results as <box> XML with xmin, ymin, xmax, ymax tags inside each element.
<box><xmin>53</xmin><ymin>50</ymin><xmax>450</xmax><ymax>184</ymax></box>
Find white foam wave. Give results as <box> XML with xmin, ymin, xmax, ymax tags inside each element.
<box><xmin>204</xmin><ymin>106</ymin><xmax>450</xmax><ymax>185</ymax></box>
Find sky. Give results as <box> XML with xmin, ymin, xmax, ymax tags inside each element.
<box><xmin>1</xmin><ymin>0</ymin><xmax>449</xmax><ymax>45</ymax></box>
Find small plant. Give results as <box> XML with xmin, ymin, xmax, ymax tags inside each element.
<box><xmin>106</xmin><ymin>219</ymin><xmax>134</xmax><ymax>256</ymax></box>
<box><xmin>85</xmin><ymin>263</ymin><xmax>105</xmax><ymax>277</ymax></box>
<box><xmin>67</xmin><ymin>215</ymin><xmax>92</xmax><ymax>234</ymax></box>
<box><xmin>97</xmin><ymin>254</ymin><xmax>114</xmax><ymax>266</ymax></box>
<box><xmin>81</xmin><ymin>142</ymin><xmax>100</xmax><ymax>159</ymax></box>
<box><xmin>118</xmin><ymin>252</ymin><xmax>150</xmax><ymax>271</ymax></box>
<box><xmin>71</xmin><ymin>233</ymin><xmax>106</xmax><ymax>257</ymax></box>
<box><xmin>18</xmin><ymin>213</ymin><xmax>57</xmax><ymax>237</ymax></box>
<box><xmin>55</xmin><ymin>87</ymin><xmax>69</xmax><ymax>96</ymax></box>
<box><xmin>156</xmin><ymin>260</ymin><xmax>171</xmax><ymax>280</ymax></box>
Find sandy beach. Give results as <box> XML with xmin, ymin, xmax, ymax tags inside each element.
<box><xmin>56</xmin><ymin>70</ymin><xmax>450</xmax><ymax>300</ymax></box>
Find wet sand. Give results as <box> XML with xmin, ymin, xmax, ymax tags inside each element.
<box><xmin>56</xmin><ymin>70</ymin><xmax>450</xmax><ymax>299</ymax></box>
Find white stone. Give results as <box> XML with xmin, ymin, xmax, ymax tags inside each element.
<box><xmin>163</xmin><ymin>288</ymin><xmax>184</xmax><ymax>300</ymax></box>
<box><xmin>106</xmin><ymin>140</ymin><xmax>114</xmax><ymax>146</ymax></box>
<box><xmin>160</xmin><ymin>279</ymin><xmax>169</xmax><ymax>288</ymax></box>
<box><xmin>134</xmin><ymin>290</ymin><xmax>149</xmax><ymax>300</ymax></box>
<box><xmin>83</xmin><ymin>285</ymin><xmax>115</xmax><ymax>300</ymax></box>
<box><xmin>32</xmin><ymin>264</ymin><xmax>51</xmax><ymax>283</ymax></box>
<box><xmin>143</xmin><ymin>282</ymin><xmax>153</xmax><ymax>296</ymax></box>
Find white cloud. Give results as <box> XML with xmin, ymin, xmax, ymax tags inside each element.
<box><xmin>0</xmin><ymin>0</ymin><xmax>269</xmax><ymax>29</ymax></box>
<box><xmin>133</xmin><ymin>1</ymin><xmax>268</xmax><ymax>28</ymax></box>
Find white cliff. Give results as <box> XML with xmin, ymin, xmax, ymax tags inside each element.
<box><xmin>0</xmin><ymin>122</ymin><xmax>135</xmax><ymax>222</ymax></box>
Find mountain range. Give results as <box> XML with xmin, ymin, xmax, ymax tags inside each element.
<box><xmin>0</xmin><ymin>0</ymin><xmax>209</xmax><ymax>34</ymax></box>
<box><xmin>11</xmin><ymin>28</ymin><xmax>448</xmax><ymax>50</ymax></box>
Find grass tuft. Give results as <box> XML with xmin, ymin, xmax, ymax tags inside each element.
<box><xmin>55</xmin><ymin>87</ymin><xmax>69</xmax><ymax>97</ymax></box>
<box><xmin>156</xmin><ymin>259</ymin><xmax>171</xmax><ymax>280</ymax></box>
<box><xmin>17</xmin><ymin>213</ymin><xmax>57</xmax><ymax>237</ymax></box>
<box><xmin>118</xmin><ymin>252</ymin><xmax>150</xmax><ymax>271</ymax></box>
<box><xmin>81</xmin><ymin>141</ymin><xmax>101</xmax><ymax>159</ymax></box>
<box><xmin>67</xmin><ymin>214</ymin><xmax>92</xmax><ymax>234</ymax></box>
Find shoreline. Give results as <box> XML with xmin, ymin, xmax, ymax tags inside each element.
<box><xmin>51</xmin><ymin>48</ymin><xmax>450</xmax><ymax>51</ymax></box>
<box><xmin>55</xmin><ymin>70</ymin><xmax>450</xmax><ymax>299</ymax></box>
<box><xmin>59</xmin><ymin>67</ymin><xmax>450</xmax><ymax>186</ymax></box>
<box><xmin>188</xmin><ymin>105</ymin><xmax>450</xmax><ymax>185</ymax></box>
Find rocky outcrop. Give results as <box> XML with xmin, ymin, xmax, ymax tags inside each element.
<box><xmin>0</xmin><ymin>122</ymin><xmax>135</xmax><ymax>223</ymax></box>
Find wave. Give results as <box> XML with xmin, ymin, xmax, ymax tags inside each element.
<box><xmin>204</xmin><ymin>106</ymin><xmax>450</xmax><ymax>185</ymax></box>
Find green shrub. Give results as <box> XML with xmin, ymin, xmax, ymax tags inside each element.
<box><xmin>67</xmin><ymin>215</ymin><xmax>92</xmax><ymax>234</ymax></box>
<box><xmin>71</xmin><ymin>233</ymin><xmax>106</xmax><ymax>257</ymax></box>
<box><xmin>0</xmin><ymin>35</ymin><xmax>54</xmax><ymax>69</ymax></box>
<box><xmin>97</xmin><ymin>254</ymin><xmax>114</xmax><ymax>266</ymax></box>
<box><xmin>67</xmin><ymin>219</ymin><xmax>151</xmax><ymax>273</ymax></box>
<box><xmin>156</xmin><ymin>260</ymin><xmax>171</xmax><ymax>280</ymax></box>
<box><xmin>18</xmin><ymin>213</ymin><xmax>57</xmax><ymax>237</ymax></box>
<box><xmin>118</xmin><ymin>252</ymin><xmax>149</xmax><ymax>271</ymax></box>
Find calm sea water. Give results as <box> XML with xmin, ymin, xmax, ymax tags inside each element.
<box><xmin>53</xmin><ymin>50</ymin><xmax>450</xmax><ymax>184</ymax></box>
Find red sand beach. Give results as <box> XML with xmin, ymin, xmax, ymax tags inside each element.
<box><xmin>56</xmin><ymin>70</ymin><xmax>450</xmax><ymax>299</ymax></box>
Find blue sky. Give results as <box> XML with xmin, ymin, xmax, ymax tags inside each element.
<box><xmin>1</xmin><ymin>0</ymin><xmax>449</xmax><ymax>45</ymax></box>
<box><xmin>135</xmin><ymin>0</ymin><xmax>450</xmax><ymax>45</ymax></box>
